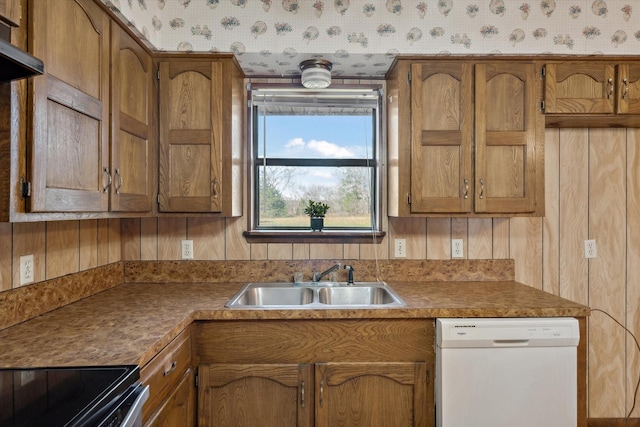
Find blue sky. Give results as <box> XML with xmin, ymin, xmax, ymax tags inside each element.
<box><xmin>257</xmin><ymin>113</ymin><xmax>374</xmax><ymax>197</ymax></box>
<box><xmin>258</xmin><ymin>115</ymin><xmax>373</xmax><ymax>159</ymax></box>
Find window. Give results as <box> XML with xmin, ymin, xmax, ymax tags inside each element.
<box><xmin>248</xmin><ymin>85</ymin><xmax>382</xmax><ymax>234</ymax></box>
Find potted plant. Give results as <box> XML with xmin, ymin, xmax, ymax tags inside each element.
<box><xmin>303</xmin><ymin>199</ymin><xmax>330</xmax><ymax>231</ymax></box>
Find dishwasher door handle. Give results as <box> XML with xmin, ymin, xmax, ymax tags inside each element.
<box><xmin>492</xmin><ymin>339</ymin><xmax>530</xmax><ymax>346</ymax></box>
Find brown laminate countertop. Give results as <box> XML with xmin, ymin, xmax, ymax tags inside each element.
<box><xmin>0</xmin><ymin>280</ymin><xmax>589</xmax><ymax>369</ymax></box>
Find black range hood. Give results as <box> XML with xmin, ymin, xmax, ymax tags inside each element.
<box><xmin>0</xmin><ymin>37</ymin><xmax>43</xmax><ymax>82</ymax></box>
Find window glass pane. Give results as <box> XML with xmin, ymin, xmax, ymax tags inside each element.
<box><xmin>257</xmin><ymin>113</ymin><xmax>374</xmax><ymax>160</ymax></box>
<box><xmin>257</xmin><ymin>166</ymin><xmax>373</xmax><ymax>229</ymax></box>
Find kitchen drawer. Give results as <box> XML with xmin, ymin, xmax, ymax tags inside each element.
<box><xmin>140</xmin><ymin>328</ymin><xmax>192</xmax><ymax>422</ymax></box>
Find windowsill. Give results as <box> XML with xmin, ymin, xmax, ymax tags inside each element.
<box><xmin>243</xmin><ymin>230</ymin><xmax>386</xmax><ymax>244</ymax></box>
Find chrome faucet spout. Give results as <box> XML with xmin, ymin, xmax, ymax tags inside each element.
<box><xmin>312</xmin><ymin>263</ymin><xmax>341</xmax><ymax>283</ymax></box>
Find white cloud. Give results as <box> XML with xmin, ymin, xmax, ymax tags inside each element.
<box><xmin>285</xmin><ymin>137</ymin><xmax>305</xmax><ymax>150</ymax></box>
<box><xmin>307</xmin><ymin>139</ymin><xmax>355</xmax><ymax>158</ymax></box>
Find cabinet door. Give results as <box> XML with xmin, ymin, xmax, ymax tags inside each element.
<box><xmin>145</xmin><ymin>368</ymin><xmax>195</xmax><ymax>427</ymax></box>
<box><xmin>158</xmin><ymin>61</ymin><xmax>222</xmax><ymax>212</ymax></box>
<box><xmin>475</xmin><ymin>63</ymin><xmax>539</xmax><ymax>213</ymax></box>
<box><xmin>0</xmin><ymin>0</ymin><xmax>20</xmax><ymax>26</ymax></box>
<box><xmin>29</xmin><ymin>0</ymin><xmax>109</xmax><ymax>212</ymax></box>
<box><xmin>198</xmin><ymin>363</ymin><xmax>313</xmax><ymax>427</ymax></box>
<box><xmin>110</xmin><ymin>24</ymin><xmax>153</xmax><ymax>212</ymax></box>
<box><xmin>316</xmin><ymin>362</ymin><xmax>430</xmax><ymax>427</ymax></box>
<box><xmin>544</xmin><ymin>62</ymin><xmax>615</xmax><ymax>114</ymax></box>
<box><xmin>410</xmin><ymin>62</ymin><xmax>473</xmax><ymax>213</ymax></box>
<box><xmin>617</xmin><ymin>63</ymin><xmax>640</xmax><ymax>115</ymax></box>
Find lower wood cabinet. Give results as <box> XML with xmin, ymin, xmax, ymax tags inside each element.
<box><xmin>141</xmin><ymin>327</ymin><xmax>195</xmax><ymax>427</ymax></box>
<box><xmin>198</xmin><ymin>363</ymin><xmax>313</xmax><ymax>427</ymax></box>
<box><xmin>193</xmin><ymin>319</ymin><xmax>435</xmax><ymax>427</ymax></box>
<box><xmin>198</xmin><ymin>361</ymin><xmax>429</xmax><ymax>427</ymax></box>
<box><xmin>145</xmin><ymin>368</ymin><xmax>196</xmax><ymax>427</ymax></box>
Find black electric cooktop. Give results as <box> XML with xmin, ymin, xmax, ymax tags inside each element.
<box><xmin>0</xmin><ymin>365</ymin><xmax>139</xmax><ymax>427</ymax></box>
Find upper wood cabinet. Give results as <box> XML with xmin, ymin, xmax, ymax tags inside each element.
<box><xmin>110</xmin><ymin>24</ymin><xmax>154</xmax><ymax>212</ymax></box>
<box><xmin>389</xmin><ymin>59</ymin><xmax>544</xmax><ymax>217</ymax></box>
<box><xmin>0</xmin><ymin>0</ymin><xmax>20</xmax><ymax>26</ymax></box>
<box><xmin>544</xmin><ymin>61</ymin><xmax>640</xmax><ymax>115</ymax></box>
<box><xmin>158</xmin><ymin>58</ymin><xmax>243</xmax><ymax>215</ymax></box>
<box><xmin>28</xmin><ymin>0</ymin><xmax>110</xmax><ymax>212</ymax></box>
<box><xmin>26</xmin><ymin>0</ymin><xmax>153</xmax><ymax>214</ymax></box>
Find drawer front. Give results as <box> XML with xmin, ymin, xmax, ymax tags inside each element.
<box><xmin>141</xmin><ymin>328</ymin><xmax>192</xmax><ymax>422</ymax></box>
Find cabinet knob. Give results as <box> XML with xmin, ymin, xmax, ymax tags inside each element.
<box><xmin>163</xmin><ymin>361</ymin><xmax>177</xmax><ymax>376</ymax></box>
<box><xmin>607</xmin><ymin>78</ymin><xmax>614</xmax><ymax>99</ymax></box>
<box><xmin>114</xmin><ymin>169</ymin><xmax>123</xmax><ymax>194</ymax></box>
<box><xmin>463</xmin><ymin>178</ymin><xmax>469</xmax><ymax>199</ymax></box>
<box><xmin>212</xmin><ymin>178</ymin><xmax>219</xmax><ymax>199</ymax></box>
<box><xmin>102</xmin><ymin>168</ymin><xmax>112</xmax><ymax>193</ymax></box>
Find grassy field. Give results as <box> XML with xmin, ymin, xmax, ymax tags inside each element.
<box><xmin>260</xmin><ymin>215</ymin><xmax>371</xmax><ymax>228</ymax></box>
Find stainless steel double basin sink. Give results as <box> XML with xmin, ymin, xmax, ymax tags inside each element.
<box><xmin>225</xmin><ymin>282</ymin><xmax>405</xmax><ymax>309</ymax></box>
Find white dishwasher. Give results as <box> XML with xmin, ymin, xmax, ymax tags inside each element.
<box><xmin>436</xmin><ymin>317</ymin><xmax>580</xmax><ymax>427</ymax></box>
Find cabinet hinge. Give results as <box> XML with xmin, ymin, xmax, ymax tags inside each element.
<box><xmin>540</xmin><ymin>100</ymin><xmax>545</xmax><ymax>112</ymax></box>
<box><xmin>20</xmin><ymin>178</ymin><xmax>31</xmax><ymax>199</ymax></box>
<box><xmin>195</xmin><ymin>369</ymin><xmax>199</xmax><ymax>388</ymax></box>
<box><xmin>157</xmin><ymin>69</ymin><xmax>160</xmax><ymax>80</ymax></box>
<box><xmin>541</xmin><ymin>65</ymin><xmax>546</xmax><ymax>78</ymax></box>
<box><xmin>407</xmin><ymin>193</ymin><xmax>411</xmax><ymax>205</ymax></box>
<box><xmin>157</xmin><ymin>193</ymin><xmax>160</xmax><ymax>204</ymax></box>
<box><xmin>407</xmin><ymin>71</ymin><xmax>411</xmax><ymax>85</ymax></box>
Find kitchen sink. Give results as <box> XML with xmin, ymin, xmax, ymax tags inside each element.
<box><xmin>225</xmin><ymin>282</ymin><xmax>405</xmax><ymax>309</ymax></box>
<box><xmin>317</xmin><ymin>286</ymin><xmax>399</xmax><ymax>305</ymax></box>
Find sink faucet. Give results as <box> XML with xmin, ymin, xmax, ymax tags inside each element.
<box><xmin>312</xmin><ymin>263</ymin><xmax>341</xmax><ymax>283</ymax></box>
<box><xmin>343</xmin><ymin>264</ymin><xmax>355</xmax><ymax>285</ymax></box>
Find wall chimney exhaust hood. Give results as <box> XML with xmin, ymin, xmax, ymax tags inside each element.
<box><xmin>0</xmin><ymin>37</ymin><xmax>44</xmax><ymax>81</ymax></box>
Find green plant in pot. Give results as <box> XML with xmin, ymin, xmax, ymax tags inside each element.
<box><xmin>304</xmin><ymin>200</ymin><xmax>330</xmax><ymax>231</ymax></box>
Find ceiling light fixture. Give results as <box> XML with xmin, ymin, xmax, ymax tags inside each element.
<box><xmin>300</xmin><ymin>59</ymin><xmax>332</xmax><ymax>89</ymax></box>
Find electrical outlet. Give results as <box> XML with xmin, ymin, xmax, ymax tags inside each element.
<box><xmin>584</xmin><ymin>239</ymin><xmax>597</xmax><ymax>259</ymax></box>
<box><xmin>394</xmin><ymin>239</ymin><xmax>406</xmax><ymax>258</ymax></box>
<box><xmin>452</xmin><ymin>239</ymin><xmax>464</xmax><ymax>258</ymax></box>
<box><xmin>181</xmin><ymin>240</ymin><xmax>194</xmax><ymax>260</ymax></box>
<box><xmin>20</xmin><ymin>371</ymin><xmax>35</xmax><ymax>386</ymax></box>
<box><xmin>19</xmin><ymin>254</ymin><xmax>34</xmax><ymax>285</ymax></box>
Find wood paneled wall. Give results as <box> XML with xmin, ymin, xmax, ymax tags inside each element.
<box><xmin>0</xmin><ymin>219</ymin><xmax>121</xmax><ymax>292</ymax></box>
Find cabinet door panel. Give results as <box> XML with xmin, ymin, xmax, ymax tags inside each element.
<box><xmin>316</xmin><ymin>362</ymin><xmax>429</xmax><ymax>427</ymax></box>
<box><xmin>29</xmin><ymin>0</ymin><xmax>109</xmax><ymax>212</ymax></box>
<box><xmin>0</xmin><ymin>0</ymin><xmax>20</xmax><ymax>26</ymax></box>
<box><xmin>617</xmin><ymin>63</ymin><xmax>640</xmax><ymax>114</ymax></box>
<box><xmin>145</xmin><ymin>369</ymin><xmax>195</xmax><ymax>427</ymax></box>
<box><xmin>544</xmin><ymin>62</ymin><xmax>615</xmax><ymax>114</ymax></box>
<box><xmin>159</xmin><ymin>62</ymin><xmax>222</xmax><ymax>212</ymax></box>
<box><xmin>198</xmin><ymin>363</ymin><xmax>313</xmax><ymax>427</ymax></box>
<box><xmin>410</xmin><ymin>62</ymin><xmax>473</xmax><ymax>213</ymax></box>
<box><xmin>476</xmin><ymin>63</ymin><xmax>538</xmax><ymax>213</ymax></box>
<box><xmin>110</xmin><ymin>25</ymin><xmax>153</xmax><ymax>212</ymax></box>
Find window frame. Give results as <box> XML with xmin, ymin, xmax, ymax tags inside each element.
<box><xmin>244</xmin><ymin>83</ymin><xmax>386</xmax><ymax>243</ymax></box>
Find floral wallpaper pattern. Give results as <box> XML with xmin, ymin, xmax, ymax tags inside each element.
<box><xmin>102</xmin><ymin>0</ymin><xmax>640</xmax><ymax>77</ymax></box>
